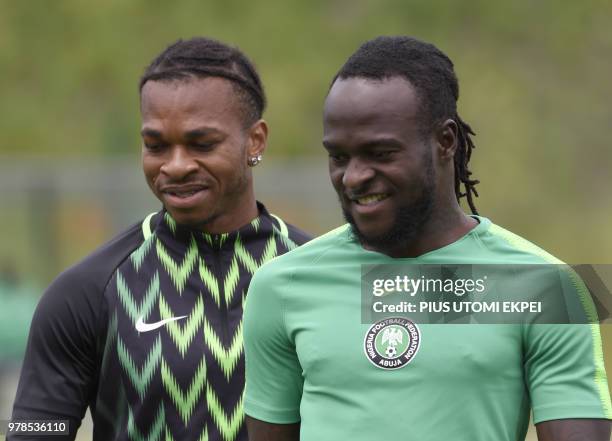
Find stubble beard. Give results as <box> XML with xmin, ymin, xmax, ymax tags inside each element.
<box><xmin>342</xmin><ymin>153</ymin><xmax>436</xmax><ymax>253</ymax></box>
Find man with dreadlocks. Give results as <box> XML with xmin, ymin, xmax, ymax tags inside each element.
<box><xmin>8</xmin><ymin>37</ymin><xmax>309</xmax><ymax>441</ymax></box>
<box><xmin>243</xmin><ymin>36</ymin><xmax>611</xmax><ymax>441</ymax></box>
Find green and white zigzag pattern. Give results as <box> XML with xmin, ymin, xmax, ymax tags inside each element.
<box><xmin>116</xmin><ymin>215</ymin><xmax>299</xmax><ymax>440</ymax></box>
<box><xmin>203</xmin><ymin>318</ymin><xmax>243</xmax><ymax>381</ymax></box>
<box><xmin>128</xmin><ymin>402</ymin><xmax>165</xmax><ymax>441</ymax></box>
<box><xmin>159</xmin><ymin>294</ymin><xmax>204</xmax><ymax>357</ymax></box>
<box><xmin>131</xmin><ymin>235</ymin><xmax>154</xmax><ymax>272</ymax></box>
<box><xmin>161</xmin><ymin>357</ymin><xmax>207</xmax><ymax>426</ymax></box>
<box><xmin>156</xmin><ymin>236</ymin><xmax>198</xmax><ymax>294</ymax></box>
<box><xmin>165</xmin><ymin>425</ymin><xmax>208</xmax><ymax>441</ymax></box>
<box><xmin>117</xmin><ymin>334</ymin><xmax>163</xmax><ymax>400</ymax></box>
<box><xmin>206</xmin><ymin>383</ymin><xmax>244</xmax><ymax>441</ymax></box>
<box><xmin>117</xmin><ymin>270</ymin><xmax>160</xmax><ymax>324</ymax></box>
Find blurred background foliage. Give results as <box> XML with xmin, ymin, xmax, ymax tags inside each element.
<box><xmin>0</xmin><ymin>0</ymin><xmax>611</xmax><ymax>437</ymax></box>
<box><xmin>2</xmin><ymin>0</ymin><xmax>612</xmax><ymax>261</ymax></box>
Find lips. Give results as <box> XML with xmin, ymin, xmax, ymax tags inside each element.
<box><xmin>165</xmin><ymin>188</ymin><xmax>202</xmax><ymax>198</ymax></box>
<box><xmin>353</xmin><ymin>193</ymin><xmax>389</xmax><ymax>205</ymax></box>
<box><xmin>346</xmin><ymin>192</ymin><xmax>391</xmax><ymax>216</ymax></box>
<box><xmin>161</xmin><ymin>184</ymin><xmax>208</xmax><ymax>195</ymax></box>
<box><xmin>160</xmin><ymin>184</ymin><xmax>210</xmax><ymax>209</ymax></box>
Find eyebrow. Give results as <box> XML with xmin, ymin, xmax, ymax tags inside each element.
<box><xmin>323</xmin><ymin>137</ymin><xmax>403</xmax><ymax>151</ymax></box>
<box><xmin>140</xmin><ymin>128</ymin><xmax>163</xmax><ymax>138</ymax></box>
<box><xmin>361</xmin><ymin>138</ymin><xmax>403</xmax><ymax>149</ymax></box>
<box><xmin>322</xmin><ymin>141</ymin><xmax>335</xmax><ymax>151</ymax></box>
<box><xmin>140</xmin><ymin>127</ymin><xmax>224</xmax><ymax>138</ymax></box>
<box><xmin>184</xmin><ymin>128</ymin><xmax>223</xmax><ymax>139</ymax></box>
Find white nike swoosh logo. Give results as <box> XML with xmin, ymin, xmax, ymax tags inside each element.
<box><xmin>135</xmin><ymin>315</ymin><xmax>188</xmax><ymax>332</ymax></box>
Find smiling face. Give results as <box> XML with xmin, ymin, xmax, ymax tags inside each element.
<box><xmin>140</xmin><ymin>77</ymin><xmax>266</xmax><ymax>233</ymax></box>
<box><xmin>323</xmin><ymin>76</ymin><xmax>437</xmax><ymax>252</ymax></box>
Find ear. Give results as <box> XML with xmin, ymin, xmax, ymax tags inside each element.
<box><xmin>435</xmin><ymin>119</ymin><xmax>458</xmax><ymax>162</ymax></box>
<box><xmin>246</xmin><ymin>119</ymin><xmax>268</xmax><ymax>158</ymax></box>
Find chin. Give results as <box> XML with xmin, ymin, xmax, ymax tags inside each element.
<box><xmin>355</xmin><ymin>223</ymin><xmax>393</xmax><ymax>244</ymax></box>
<box><xmin>353</xmin><ymin>226</ymin><xmax>405</xmax><ymax>251</ymax></box>
<box><xmin>343</xmin><ymin>211</ymin><xmax>394</xmax><ymax>249</ymax></box>
<box><xmin>342</xmin><ymin>205</ymin><xmax>430</xmax><ymax>252</ymax></box>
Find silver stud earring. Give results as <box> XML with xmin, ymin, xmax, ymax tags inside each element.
<box><xmin>248</xmin><ymin>154</ymin><xmax>263</xmax><ymax>167</ymax></box>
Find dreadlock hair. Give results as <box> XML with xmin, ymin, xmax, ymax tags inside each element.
<box><xmin>140</xmin><ymin>37</ymin><xmax>266</xmax><ymax>127</ymax></box>
<box><xmin>332</xmin><ymin>36</ymin><xmax>480</xmax><ymax>214</ymax></box>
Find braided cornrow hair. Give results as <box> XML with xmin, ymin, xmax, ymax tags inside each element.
<box><xmin>454</xmin><ymin>114</ymin><xmax>479</xmax><ymax>214</ymax></box>
<box><xmin>332</xmin><ymin>36</ymin><xmax>480</xmax><ymax>214</ymax></box>
<box><xmin>140</xmin><ymin>37</ymin><xmax>266</xmax><ymax>127</ymax></box>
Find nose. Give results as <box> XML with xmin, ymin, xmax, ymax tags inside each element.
<box><xmin>342</xmin><ymin>158</ymin><xmax>375</xmax><ymax>191</ymax></box>
<box><xmin>160</xmin><ymin>146</ymin><xmax>198</xmax><ymax>180</ymax></box>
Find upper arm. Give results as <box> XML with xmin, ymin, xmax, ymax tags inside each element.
<box><xmin>243</xmin><ymin>265</ymin><xmax>303</xmax><ymax>424</ymax></box>
<box><xmin>536</xmin><ymin>418</ymin><xmax>611</xmax><ymax>441</ymax></box>
<box><xmin>525</xmin><ymin>323</ymin><xmax>611</xmax><ymax>422</ymax></box>
<box><xmin>9</xmin><ymin>268</ymin><xmax>104</xmax><ymax>439</ymax></box>
<box><xmin>525</xmin><ymin>269</ymin><xmax>612</xmax><ymax>424</ymax></box>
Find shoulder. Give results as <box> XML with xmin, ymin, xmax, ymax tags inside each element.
<box><xmin>476</xmin><ymin>217</ymin><xmax>563</xmax><ymax>264</ymax></box>
<box><xmin>257</xmin><ymin>201</ymin><xmax>313</xmax><ymax>246</ymax></box>
<box><xmin>53</xmin><ymin>216</ymin><xmax>150</xmax><ymax>293</ymax></box>
<box><xmin>284</xmin><ymin>222</ymin><xmax>312</xmax><ymax>245</ymax></box>
<box><xmin>266</xmin><ymin>213</ymin><xmax>312</xmax><ymax>246</ymax></box>
<box><xmin>12</xmin><ymin>214</ymin><xmax>160</xmax><ymax>421</ymax></box>
<box><xmin>254</xmin><ymin>224</ymin><xmax>351</xmax><ymax>280</ymax></box>
<box><xmin>36</xmin><ymin>214</ymin><xmax>155</xmax><ymax>323</ymax></box>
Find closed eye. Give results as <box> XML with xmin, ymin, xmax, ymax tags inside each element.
<box><xmin>143</xmin><ymin>142</ymin><xmax>168</xmax><ymax>152</ymax></box>
<box><xmin>370</xmin><ymin>150</ymin><xmax>396</xmax><ymax>160</ymax></box>
<box><xmin>328</xmin><ymin>152</ymin><xmax>349</xmax><ymax>164</ymax></box>
<box><xmin>192</xmin><ymin>142</ymin><xmax>216</xmax><ymax>151</ymax></box>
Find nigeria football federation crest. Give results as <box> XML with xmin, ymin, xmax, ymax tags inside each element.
<box><xmin>363</xmin><ymin>317</ymin><xmax>420</xmax><ymax>370</ymax></box>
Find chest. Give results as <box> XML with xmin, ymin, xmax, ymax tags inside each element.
<box><xmin>103</xmin><ymin>237</ymin><xmax>253</xmax><ymax>405</ymax></box>
<box><xmin>286</xmin><ymin>272</ymin><xmax>525</xmax><ymax>391</ymax></box>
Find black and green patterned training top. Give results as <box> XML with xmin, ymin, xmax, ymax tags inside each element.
<box><xmin>9</xmin><ymin>203</ymin><xmax>311</xmax><ymax>441</ymax></box>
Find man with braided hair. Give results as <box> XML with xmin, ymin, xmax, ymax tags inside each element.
<box><xmin>8</xmin><ymin>37</ymin><xmax>309</xmax><ymax>441</ymax></box>
<box><xmin>243</xmin><ymin>36</ymin><xmax>611</xmax><ymax>441</ymax></box>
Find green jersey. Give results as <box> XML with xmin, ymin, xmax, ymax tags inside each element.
<box><xmin>243</xmin><ymin>217</ymin><xmax>611</xmax><ymax>441</ymax></box>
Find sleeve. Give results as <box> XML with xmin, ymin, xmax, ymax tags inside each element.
<box><xmin>524</xmin><ymin>268</ymin><xmax>612</xmax><ymax>424</ymax></box>
<box><xmin>243</xmin><ymin>264</ymin><xmax>303</xmax><ymax>424</ymax></box>
<box><xmin>7</xmin><ymin>266</ymin><xmax>104</xmax><ymax>441</ymax></box>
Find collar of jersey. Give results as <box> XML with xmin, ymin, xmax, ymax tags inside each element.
<box><xmin>150</xmin><ymin>201</ymin><xmax>277</xmax><ymax>250</ymax></box>
<box><xmin>345</xmin><ymin>215</ymin><xmax>492</xmax><ymax>261</ymax></box>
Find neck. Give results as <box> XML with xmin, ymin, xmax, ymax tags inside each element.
<box><xmin>199</xmin><ymin>187</ymin><xmax>259</xmax><ymax>235</ymax></box>
<box><xmin>374</xmin><ymin>201</ymin><xmax>477</xmax><ymax>258</ymax></box>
